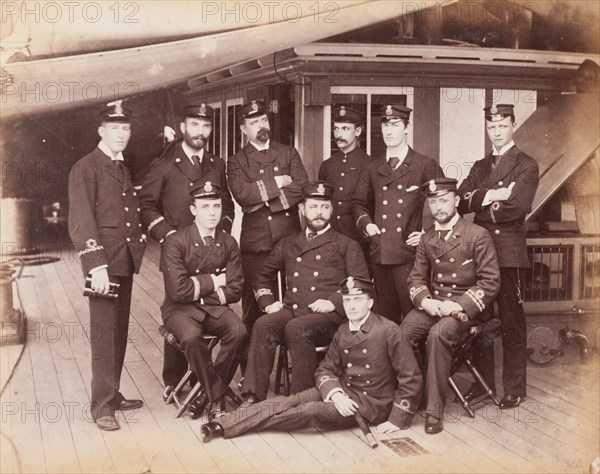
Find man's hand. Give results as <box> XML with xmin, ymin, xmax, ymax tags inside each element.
<box><xmin>406</xmin><ymin>230</ymin><xmax>424</xmax><ymax>247</ymax></box>
<box><xmin>91</xmin><ymin>268</ymin><xmax>110</xmax><ymax>295</ymax></box>
<box><xmin>487</xmin><ymin>182</ymin><xmax>515</xmax><ymax>202</ymax></box>
<box><xmin>421</xmin><ymin>298</ymin><xmax>443</xmax><ymax>317</ymax></box>
<box><xmin>308</xmin><ymin>299</ymin><xmax>335</xmax><ymax>313</ymax></box>
<box><xmin>439</xmin><ymin>300</ymin><xmax>463</xmax><ymax>317</ymax></box>
<box><xmin>274</xmin><ymin>175</ymin><xmax>293</xmax><ymax>188</ymax></box>
<box><xmin>374</xmin><ymin>421</ymin><xmax>401</xmax><ymax>434</ymax></box>
<box><xmin>212</xmin><ymin>273</ymin><xmax>227</xmax><ymax>288</ymax></box>
<box><xmin>265</xmin><ymin>301</ymin><xmax>285</xmax><ymax>314</ymax></box>
<box><xmin>331</xmin><ymin>392</ymin><xmax>359</xmax><ymax>417</ymax></box>
<box><xmin>365</xmin><ymin>223</ymin><xmax>381</xmax><ymax>237</ymax></box>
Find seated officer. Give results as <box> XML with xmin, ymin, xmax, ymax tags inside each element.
<box><xmin>240</xmin><ymin>182</ymin><xmax>370</xmax><ymax>404</ymax></box>
<box><xmin>396</xmin><ymin>178</ymin><xmax>500</xmax><ymax>434</ymax></box>
<box><xmin>160</xmin><ymin>181</ymin><xmax>247</xmax><ymax>418</ymax></box>
<box><xmin>200</xmin><ymin>276</ymin><xmax>407</xmax><ymax>442</ymax></box>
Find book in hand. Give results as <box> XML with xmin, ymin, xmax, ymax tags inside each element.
<box><xmin>84</xmin><ymin>277</ymin><xmax>120</xmax><ymax>299</ymax></box>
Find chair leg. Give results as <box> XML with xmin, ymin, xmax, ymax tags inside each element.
<box><xmin>466</xmin><ymin>359</ymin><xmax>500</xmax><ymax>406</ymax></box>
<box><xmin>174</xmin><ymin>382</ymin><xmax>203</xmax><ymax>418</ymax></box>
<box><xmin>275</xmin><ymin>345</ymin><xmax>288</xmax><ymax>395</ymax></box>
<box><xmin>448</xmin><ymin>376</ymin><xmax>475</xmax><ymax>418</ymax></box>
<box><xmin>282</xmin><ymin>349</ymin><xmax>290</xmax><ymax>396</ymax></box>
<box><xmin>166</xmin><ymin>368</ymin><xmax>194</xmax><ymax>405</ymax></box>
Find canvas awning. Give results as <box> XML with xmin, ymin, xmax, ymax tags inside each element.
<box><xmin>1</xmin><ymin>0</ymin><xmax>457</xmax><ymax>117</ymax></box>
<box><xmin>516</xmin><ymin>92</ymin><xmax>600</xmax><ymax>219</ymax></box>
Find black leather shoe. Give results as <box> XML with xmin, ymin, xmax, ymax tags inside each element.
<box><xmin>188</xmin><ymin>392</ymin><xmax>209</xmax><ymax>419</ymax></box>
<box><xmin>239</xmin><ymin>393</ymin><xmax>258</xmax><ymax>409</ymax></box>
<box><xmin>200</xmin><ymin>422</ymin><xmax>224</xmax><ymax>443</ymax></box>
<box><xmin>162</xmin><ymin>386</ymin><xmax>175</xmax><ymax>403</ymax></box>
<box><xmin>424</xmin><ymin>415</ymin><xmax>443</xmax><ymax>435</ymax></box>
<box><xmin>457</xmin><ymin>384</ymin><xmax>486</xmax><ymax>403</ymax></box>
<box><xmin>208</xmin><ymin>399</ymin><xmax>226</xmax><ymax>421</ymax></box>
<box><xmin>118</xmin><ymin>399</ymin><xmax>144</xmax><ymax>410</ymax></box>
<box><xmin>96</xmin><ymin>415</ymin><xmax>120</xmax><ymax>431</ymax></box>
<box><xmin>499</xmin><ymin>393</ymin><xmax>523</xmax><ymax>409</ymax></box>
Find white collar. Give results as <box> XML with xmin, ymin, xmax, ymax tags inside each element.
<box><xmin>250</xmin><ymin>139</ymin><xmax>270</xmax><ymax>152</ymax></box>
<box><xmin>98</xmin><ymin>141</ymin><xmax>124</xmax><ymax>161</ymax></box>
<box><xmin>386</xmin><ymin>144</ymin><xmax>409</xmax><ymax>168</ymax></box>
<box><xmin>493</xmin><ymin>141</ymin><xmax>515</xmax><ymax>156</ymax></box>
<box><xmin>182</xmin><ymin>141</ymin><xmax>205</xmax><ymax>163</ymax></box>
<box><xmin>434</xmin><ymin>213</ymin><xmax>460</xmax><ymax>233</ymax></box>
<box><xmin>306</xmin><ymin>224</ymin><xmax>331</xmax><ymax>239</ymax></box>
<box><xmin>349</xmin><ymin>312</ymin><xmax>370</xmax><ymax>332</ymax></box>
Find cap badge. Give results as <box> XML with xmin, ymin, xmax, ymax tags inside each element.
<box><xmin>385</xmin><ymin>105</ymin><xmax>393</xmax><ymax>116</ymax></box>
<box><xmin>199</xmin><ymin>104</ymin><xmax>207</xmax><ymax>115</ymax></box>
<box><xmin>107</xmin><ymin>99</ymin><xmax>124</xmax><ymax>116</ymax></box>
<box><xmin>339</xmin><ymin>106</ymin><xmax>346</xmax><ymax>117</ymax></box>
<box><xmin>317</xmin><ymin>183</ymin><xmax>325</xmax><ymax>194</ymax></box>
<box><xmin>429</xmin><ymin>180</ymin><xmax>437</xmax><ymax>192</ymax></box>
<box><xmin>490</xmin><ymin>105</ymin><xmax>498</xmax><ymax>115</ymax></box>
<box><xmin>251</xmin><ymin>101</ymin><xmax>259</xmax><ymax>112</ymax></box>
<box><xmin>204</xmin><ymin>181</ymin><xmax>213</xmax><ymax>193</ymax></box>
<box><xmin>347</xmin><ymin>277</ymin><xmax>355</xmax><ymax>289</ymax></box>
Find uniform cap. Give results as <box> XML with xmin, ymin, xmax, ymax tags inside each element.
<box><xmin>332</xmin><ymin>106</ymin><xmax>364</xmax><ymax>124</ymax></box>
<box><xmin>484</xmin><ymin>104</ymin><xmax>514</xmax><ymax>122</ymax></box>
<box><xmin>237</xmin><ymin>100</ymin><xmax>267</xmax><ymax>121</ymax></box>
<box><xmin>100</xmin><ymin>100</ymin><xmax>131</xmax><ymax>123</ymax></box>
<box><xmin>190</xmin><ymin>181</ymin><xmax>222</xmax><ymax>199</ymax></box>
<box><xmin>380</xmin><ymin>104</ymin><xmax>412</xmax><ymax>121</ymax></box>
<box><xmin>422</xmin><ymin>177</ymin><xmax>458</xmax><ymax>197</ymax></box>
<box><xmin>183</xmin><ymin>103</ymin><xmax>214</xmax><ymax>120</ymax></box>
<box><xmin>303</xmin><ymin>181</ymin><xmax>334</xmax><ymax>200</ymax></box>
<box><xmin>339</xmin><ymin>276</ymin><xmax>374</xmax><ymax>295</ymax></box>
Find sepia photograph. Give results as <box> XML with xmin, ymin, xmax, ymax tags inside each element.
<box><xmin>1</xmin><ymin>1</ymin><xmax>599</xmax><ymax>472</ymax></box>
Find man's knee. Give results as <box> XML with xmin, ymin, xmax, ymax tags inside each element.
<box><xmin>222</xmin><ymin>319</ymin><xmax>248</xmax><ymax>346</ymax></box>
<box><xmin>285</xmin><ymin>319</ymin><xmax>313</xmax><ymax>346</ymax></box>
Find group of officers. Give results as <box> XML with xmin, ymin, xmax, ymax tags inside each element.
<box><xmin>68</xmin><ymin>97</ymin><xmax>538</xmax><ymax>439</ymax></box>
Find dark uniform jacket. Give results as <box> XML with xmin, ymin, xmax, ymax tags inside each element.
<box><xmin>227</xmin><ymin>141</ymin><xmax>309</xmax><ymax>253</ymax></box>
<box><xmin>160</xmin><ymin>224</ymin><xmax>243</xmax><ymax>322</ymax></box>
<box><xmin>408</xmin><ymin>216</ymin><xmax>500</xmax><ymax>319</ymax></box>
<box><xmin>68</xmin><ymin>147</ymin><xmax>146</xmax><ymax>276</ymax></box>
<box><xmin>353</xmin><ymin>148</ymin><xmax>443</xmax><ymax>265</ymax></box>
<box><xmin>315</xmin><ymin>313</ymin><xmax>407</xmax><ymax>426</ymax></box>
<box><xmin>318</xmin><ymin>147</ymin><xmax>372</xmax><ymax>242</ymax></box>
<box><xmin>139</xmin><ymin>143</ymin><xmax>235</xmax><ymax>242</ymax></box>
<box><xmin>457</xmin><ymin>145</ymin><xmax>538</xmax><ymax>268</ymax></box>
<box><xmin>253</xmin><ymin>227</ymin><xmax>369</xmax><ymax>316</ymax></box>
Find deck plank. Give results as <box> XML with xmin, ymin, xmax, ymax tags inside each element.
<box><xmin>2</xmin><ymin>250</ymin><xmax>597</xmax><ymax>474</ymax></box>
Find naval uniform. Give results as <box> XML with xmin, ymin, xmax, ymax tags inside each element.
<box><xmin>68</xmin><ymin>146</ymin><xmax>146</xmax><ymax>420</ymax></box>
<box><xmin>242</xmin><ymin>227</ymin><xmax>370</xmax><ymax>399</ymax></box>
<box><xmin>457</xmin><ymin>144</ymin><xmax>539</xmax><ymax>397</ymax></box>
<box><xmin>139</xmin><ymin>142</ymin><xmax>235</xmax><ymax>387</ymax></box>
<box><xmin>227</xmin><ymin>141</ymin><xmax>309</xmax><ymax>335</ymax></box>
<box><xmin>214</xmin><ymin>312</ymin><xmax>409</xmax><ymax>438</ymax></box>
<box><xmin>398</xmin><ymin>215</ymin><xmax>500</xmax><ymax>419</ymax></box>
<box><xmin>160</xmin><ymin>224</ymin><xmax>246</xmax><ymax>402</ymax></box>
<box><xmin>318</xmin><ymin>147</ymin><xmax>372</xmax><ymax>253</ymax></box>
<box><xmin>353</xmin><ymin>148</ymin><xmax>443</xmax><ymax>323</ymax></box>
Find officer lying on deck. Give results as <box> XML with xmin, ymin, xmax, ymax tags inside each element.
<box><xmin>200</xmin><ymin>276</ymin><xmax>411</xmax><ymax>442</ymax></box>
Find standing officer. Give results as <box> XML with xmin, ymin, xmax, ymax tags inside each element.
<box><xmin>240</xmin><ymin>182</ymin><xmax>370</xmax><ymax>404</ymax></box>
<box><xmin>318</xmin><ymin>106</ymin><xmax>372</xmax><ymax>261</ymax></box>
<box><xmin>160</xmin><ymin>181</ymin><xmax>246</xmax><ymax>419</ymax></box>
<box><xmin>353</xmin><ymin>105</ymin><xmax>443</xmax><ymax>323</ymax></box>
<box><xmin>227</xmin><ymin>100</ymin><xmax>309</xmax><ymax>350</ymax></box>
<box><xmin>396</xmin><ymin>178</ymin><xmax>500</xmax><ymax>435</ymax></box>
<box><xmin>200</xmin><ymin>277</ymin><xmax>406</xmax><ymax>442</ymax></box>
<box><xmin>457</xmin><ymin>104</ymin><xmax>539</xmax><ymax>408</ymax></box>
<box><xmin>68</xmin><ymin>100</ymin><xmax>146</xmax><ymax>431</ymax></box>
<box><xmin>140</xmin><ymin>103</ymin><xmax>235</xmax><ymax>394</ymax></box>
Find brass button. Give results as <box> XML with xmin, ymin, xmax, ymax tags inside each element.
<box><xmin>296</xmin><ymin>257</ymin><xmax>302</xmax><ymax>262</ymax></box>
<box><xmin>362</xmin><ymin>349</ymin><xmax>367</xmax><ymax>354</ymax></box>
<box><xmin>268</xmin><ymin>216</ymin><xmax>272</xmax><ymax>221</ymax></box>
<box><xmin>347</xmin><ymin>363</ymin><xmax>353</xmax><ymax>368</ymax></box>
<box><xmin>381</xmin><ymin>228</ymin><xmax>386</xmax><ymax>233</ymax></box>
<box><xmin>292</xmin><ymin>288</ymin><xmax>297</xmax><ymax>293</ymax></box>
<box><xmin>452</xmin><ymin>273</ymin><xmax>457</xmax><ymax>278</ymax></box>
<box><xmin>383</xmin><ymin>186</ymin><xmax>388</xmax><ymax>191</ymax></box>
<box><xmin>344</xmin><ymin>349</ymin><xmax>349</xmax><ymax>354</ymax></box>
<box><xmin>495</xmin><ymin>229</ymin><xmax>500</xmax><ymax>235</ymax></box>
<box><xmin>435</xmin><ymin>259</ymin><xmax>440</xmax><ymax>264</ymax></box>
<box><xmin>382</xmin><ymin>214</ymin><xmax>387</xmax><ymax>219</ymax></box>
<box><xmin>294</xmin><ymin>272</ymin><xmax>299</xmax><ymax>277</ymax></box>
<box><xmin>447</xmin><ymin>292</ymin><xmax>452</xmax><ymax>297</ymax></box>
<box><xmin>313</xmin><ymin>271</ymin><xmax>319</xmax><ymax>277</ymax></box>
<box><xmin>398</xmin><ymin>199</ymin><xmax>403</xmax><ymax>204</ymax></box>
<box><xmin>396</xmin><ymin>227</ymin><xmax>401</xmax><ymax>232</ymax></box>
<box><xmin>383</xmin><ymin>200</ymin><xmax>388</xmax><ymax>205</ymax></box>
<box><xmin>438</xmin><ymin>273</ymin><xmax>443</xmax><ymax>278</ymax></box>
<box><xmin>293</xmin><ymin>304</ymin><xmax>298</xmax><ymax>310</ymax></box>
<box><xmin>397</xmin><ymin>184</ymin><xmax>402</xmax><ymax>190</ymax></box>
<box><xmin>450</xmin><ymin>258</ymin><xmax>455</xmax><ymax>263</ymax></box>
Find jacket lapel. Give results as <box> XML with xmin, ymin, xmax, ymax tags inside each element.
<box><xmin>174</xmin><ymin>145</ymin><xmax>203</xmax><ymax>182</ymax></box>
<box><xmin>298</xmin><ymin>227</ymin><xmax>334</xmax><ymax>255</ymax></box>
<box><xmin>486</xmin><ymin>145</ymin><xmax>520</xmax><ymax>186</ymax></box>
<box><xmin>377</xmin><ymin>148</ymin><xmax>415</xmax><ymax>185</ymax></box>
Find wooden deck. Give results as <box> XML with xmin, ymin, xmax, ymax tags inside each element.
<box><xmin>1</xmin><ymin>241</ymin><xmax>598</xmax><ymax>474</ymax></box>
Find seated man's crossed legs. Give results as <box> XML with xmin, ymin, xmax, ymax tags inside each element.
<box><xmin>242</xmin><ymin>308</ymin><xmax>344</xmax><ymax>402</ymax></box>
